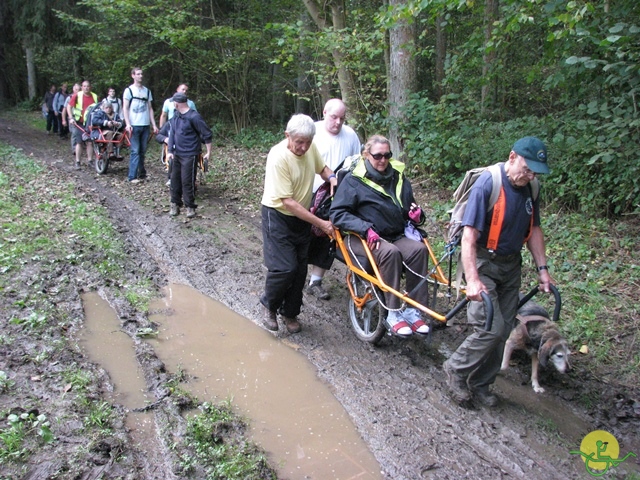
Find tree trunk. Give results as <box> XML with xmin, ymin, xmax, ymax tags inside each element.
<box><xmin>435</xmin><ymin>14</ymin><xmax>447</xmax><ymax>100</ymax></box>
<box><xmin>25</xmin><ymin>44</ymin><xmax>36</xmax><ymax>100</ymax></box>
<box><xmin>481</xmin><ymin>0</ymin><xmax>499</xmax><ymax>115</ymax></box>
<box><xmin>387</xmin><ymin>0</ymin><xmax>416</xmax><ymax>163</ymax></box>
<box><xmin>303</xmin><ymin>0</ymin><xmax>360</xmax><ymax>126</ymax></box>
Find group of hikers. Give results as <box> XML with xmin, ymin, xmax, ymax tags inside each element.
<box><xmin>44</xmin><ymin>68</ymin><xmax>212</xmax><ymax>219</ymax></box>
<box><xmin>44</xmin><ymin>70</ymin><xmax>554</xmax><ymax>408</ymax></box>
<box><xmin>258</xmin><ymin>106</ymin><xmax>553</xmax><ymax>409</ymax></box>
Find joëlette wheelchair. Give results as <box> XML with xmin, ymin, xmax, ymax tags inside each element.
<box><xmin>333</xmin><ymin>229</ymin><xmax>561</xmax><ymax>345</ymax></box>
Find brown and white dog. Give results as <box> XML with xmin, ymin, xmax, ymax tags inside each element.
<box><xmin>501</xmin><ymin>299</ymin><xmax>570</xmax><ymax>393</ymax></box>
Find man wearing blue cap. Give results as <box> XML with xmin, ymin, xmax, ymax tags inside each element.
<box><xmin>443</xmin><ymin>136</ymin><xmax>553</xmax><ymax>407</ymax></box>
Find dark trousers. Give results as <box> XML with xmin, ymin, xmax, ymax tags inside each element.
<box><xmin>308</xmin><ymin>234</ymin><xmax>335</xmax><ymax>270</ymax></box>
<box><xmin>58</xmin><ymin>114</ymin><xmax>68</xmax><ymax>138</ymax></box>
<box><xmin>46</xmin><ymin>111</ymin><xmax>58</xmax><ymax>133</ymax></box>
<box><xmin>260</xmin><ymin>206</ymin><xmax>311</xmax><ymax>318</ymax></box>
<box><xmin>447</xmin><ymin>250</ymin><xmax>522</xmax><ymax>390</ymax></box>
<box><xmin>170</xmin><ymin>154</ymin><xmax>198</xmax><ymax>208</ymax></box>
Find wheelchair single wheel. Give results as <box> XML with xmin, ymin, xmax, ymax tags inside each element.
<box><xmin>348</xmin><ymin>273</ymin><xmax>387</xmax><ymax>345</ymax></box>
<box><xmin>93</xmin><ymin>142</ymin><xmax>109</xmax><ymax>174</ymax></box>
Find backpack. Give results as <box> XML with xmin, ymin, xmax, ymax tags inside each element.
<box><xmin>447</xmin><ymin>163</ymin><xmax>502</xmax><ymax>246</ymax></box>
<box><xmin>447</xmin><ymin>162</ymin><xmax>540</xmax><ymax>247</ymax></box>
<box><xmin>126</xmin><ymin>86</ymin><xmax>149</xmax><ymax>104</ymax></box>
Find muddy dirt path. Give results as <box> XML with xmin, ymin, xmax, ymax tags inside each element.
<box><xmin>2</xmin><ymin>117</ymin><xmax>638</xmax><ymax>479</ymax></box>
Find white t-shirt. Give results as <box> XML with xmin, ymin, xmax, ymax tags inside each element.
<box><xmin>123</xmin><ymin>85</ymin><xmax>153</xmax><ymax>126</ymax></box>
<box><xmin>312</xmin><ymin>122</ymin><xmax>361</xmax><ymax>192</ymax></box>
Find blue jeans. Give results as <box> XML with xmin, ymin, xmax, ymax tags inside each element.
<box><xmin>128</xmin><ymin>126</ymin><xmax>150</xmax><ymax>181</ymax></box>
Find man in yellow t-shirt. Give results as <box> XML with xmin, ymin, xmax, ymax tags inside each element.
<box><xmin>260</xmin><ymin>114</ymin><xmax>337</xmax><ymax>334</ymax></box>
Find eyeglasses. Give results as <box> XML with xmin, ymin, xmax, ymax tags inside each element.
<box><xmin>369</xmin><ymin>152</ymin><xmax>392</xmax><ymax>160</ymax></box>
<box><xmin>522</xmin><ymin>163</ymin><xmax>536</xmax><ymax>177</ymax></box>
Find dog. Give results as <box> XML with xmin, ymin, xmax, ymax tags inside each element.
<box><xmin>501</xmin><ymin>298</ymin><xmax>570</xmax><ymax>393</ymax></box>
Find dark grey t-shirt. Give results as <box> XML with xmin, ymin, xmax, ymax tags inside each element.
<box><xmin>462</xmin><ymin>164</ymin><xmax>540</xmax><ymax>256</ymax></box>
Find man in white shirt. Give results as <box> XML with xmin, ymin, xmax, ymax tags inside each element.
<box><xmin>123</xmin><ymin>67</ymin><xmax>158</xmax><ymax>183</ymax></box>
<box><xmin>307</xmin><ymin>99</ymin><xmax>361</xmax><ymax>300</ymax></box>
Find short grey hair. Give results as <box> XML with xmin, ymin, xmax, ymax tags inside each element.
<box><xmin>285</xmin><ymin>114</ymin><xmax>316</xmax><ymax>139</ymax></box>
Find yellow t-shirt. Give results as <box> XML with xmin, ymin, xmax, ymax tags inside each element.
<box><xmin>261</xmin><ymin>139</ymin><xmax>325</xmax><ymax>215</ymax></box>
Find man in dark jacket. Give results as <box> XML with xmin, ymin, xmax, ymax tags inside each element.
<box><xmin>166</xmin><ymin>92</ymin><xmax>212</xmax><ymax>218</ymax></box>
<box><xmin>43</xmin><ymin>85</ymin><xmax>58</xmax><ymax>135</ymax></box>
<box><xmin>330</xmin><ymin>135</ymin><xmax>431</xmax><ymax>337</ymax></box>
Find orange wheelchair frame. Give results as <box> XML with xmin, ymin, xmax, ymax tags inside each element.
<box><xmin>333</xmin><ymin>229</ymin><xmax>561</xmax><ymax>345</ymax></box>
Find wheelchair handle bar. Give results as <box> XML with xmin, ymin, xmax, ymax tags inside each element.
<box><xmin>517</xmin><ymin>284</ymin><xmax>562</xmax><ymax>322</ymax></box>
<box><xmin>445</xmin><ymin>291</ymin><xmax>494</xmax><ymax>331</ymax></box>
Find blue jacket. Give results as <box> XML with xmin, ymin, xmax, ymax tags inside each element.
<box><xmin>91</xmin><ymin>109</ymin><xmax>123</xmax><ymax>129</ymax></box>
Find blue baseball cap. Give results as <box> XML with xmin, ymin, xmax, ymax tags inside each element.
<box><xmin>513</xmin><ymin>137</ymin><xmax>550</xmax><ymax>174</ymax></box>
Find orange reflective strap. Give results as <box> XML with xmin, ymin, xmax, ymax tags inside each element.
<box><xmin>486</xmin><ymin>187</ymin><xmax>506</xmax><ymax>252</ymax></box>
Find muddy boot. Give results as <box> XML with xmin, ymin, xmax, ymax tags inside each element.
<box><xmin>186</xmin><ymin>207</ymin><xmax>196</xmax><ymax>218</ymax></box>
<box><xmin>472</xmin><ymin>386</ymin><xmax>499</xmax><ymax>407</ymax></box>
<box><xmin>282</xmin><ymin>316</ymin><xmax>301</xmax><ymax>334</ymax></box>
<box><xmin>170</xmin><ymin>203</ymin><xmax>180</xmax><ymax>216</ymax></box>
<box><xmin>443</xmin><ymin>360</ymin><xmax>471</xmax><ymax>404</ymax></box>
<box><xmin>262</xmin><ymin>306</ymin><xmax>278</xmax><ymax>331</ymax></box>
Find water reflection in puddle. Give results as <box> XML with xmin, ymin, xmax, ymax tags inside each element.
<box><xmin>148</xmin><ymin>283</ymin><xmax>382</xmax><ymax>480</ymax></box>
<box><xmin>78</xmin><ymin>292</ymin><xmax>159</xmax><ymax>455</ymax></box>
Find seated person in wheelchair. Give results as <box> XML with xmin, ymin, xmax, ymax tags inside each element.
<box><xmin>330</xmin><ymin>134</ymin><xmax>430</xmax><ymax>337</ymax></box>
<box><xmin>90</xmin><ymin>102</ymin><xmax>124</xmax><ymax>158</ymax></box>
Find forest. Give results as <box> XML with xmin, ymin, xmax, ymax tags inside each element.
<box><xmin>1</xmin><ymin>0</ymin><xmax>638</xmax><ymax>216</ymax></box>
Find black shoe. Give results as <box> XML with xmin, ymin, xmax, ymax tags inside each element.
<box><xmin>307</xmin><ymin>280</ymin><xmax>330</xmax><ymax>300</ymax></box>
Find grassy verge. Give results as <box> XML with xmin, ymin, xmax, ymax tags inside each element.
<box><xmin>0</xmin><ymin>141</ymin><xmax>276</xmax><ymax>477</ymax></box>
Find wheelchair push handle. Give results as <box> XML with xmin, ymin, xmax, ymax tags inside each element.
<box><xmin>517</xmin><ymin>284</ymin><xmax>561</xmax><ymax>322</ymax></box>
<box><xmin>445</xmin><ymin>291</ymin><xmax>494</xmax><ymax>331</ymax></box>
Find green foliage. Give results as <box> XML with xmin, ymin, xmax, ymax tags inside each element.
<box><xmin>0</xmin><ymin>372</ymin><xmax>15</xmax><ymax>393</ymax></box>
<box><xmin>84</xmin><ymin>402</ymin><xmax>114</xmax><ymax>432</ymax></box>
<box><xmin>179</xmin><ymin>401</ymin><xmax>276</xmax><ymax>479</ymax></box>
<box><xmin>122</xmin><ymin>278</ymin><xmax>154</xmax><ymax>313</ymax></box>
<box><xmin>0</xmin><ymin>412</ymin><xmax>54</xmax><ymax>462</ymax></box>
<box><xmin>400</xmin><ymin>92</ymin><xmax>640</xmax><ymax>216</ymax></box>
<box><xmin>9</xmin><ymin>312</ymin><xmax>47</xmax><ymax>332</ymax></box>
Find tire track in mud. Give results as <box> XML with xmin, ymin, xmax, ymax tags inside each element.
<box><xmin>0</xmin><ymin>117</ymin><xmax>620</xmax><ymax>479</ymax></box>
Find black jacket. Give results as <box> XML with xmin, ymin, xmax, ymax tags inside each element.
<box><xmin>330</xmin><ymin>157</ymin><xmax>422</xmax><ymax>241</ymax></box>
<box><xmin>167</xmin><ymin>109</ymin><xmax>212</xmax><ymax>156</ymax></box>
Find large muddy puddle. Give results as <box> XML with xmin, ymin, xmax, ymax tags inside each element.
<box><xmin>148</xmin><ymin>284</ymin><xmax>381</xmax><ymax>479</ymax></box>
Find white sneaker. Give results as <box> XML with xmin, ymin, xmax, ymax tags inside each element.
<box><xmin>386</xmin><ymin>310</ymin><xmax>412</xmax><ymax>337</ymax></box>
<box><xmin>403</xmin><ymin>308</ymin><xmax>430</xmax><ymax>334</ymax></box>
